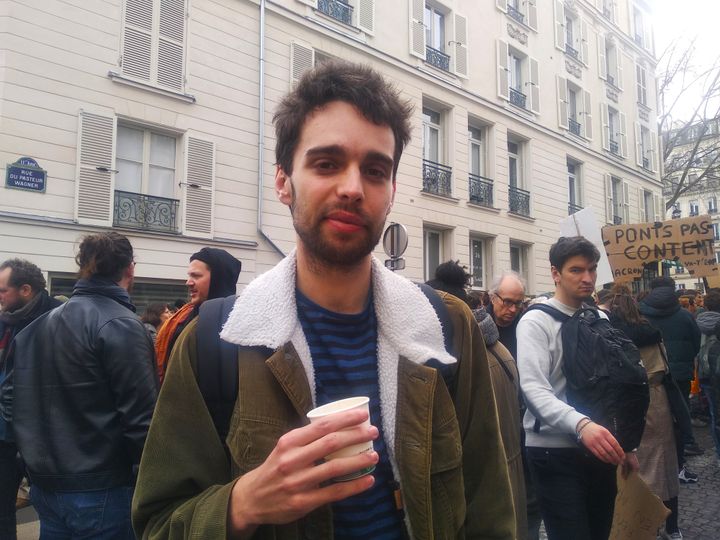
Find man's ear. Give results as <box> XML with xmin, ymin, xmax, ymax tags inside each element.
<box><xmin>386</xmin><ymin>180</ymin><xmax>396</xmax><ymax>216</ymax></box>
<box><xmin>19</xmin><ymin>284</ymin><xmax>32</xmax><ymax>299</ymax></box>
<box><xmin>275</xmin><ymin>166</ymin><xmax>292</xmax><ymax>206</ymax></box>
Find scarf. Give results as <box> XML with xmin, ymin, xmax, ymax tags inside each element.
<box><xmin>473</xmin><ymin>306</ymin><xmax>500</xmax><ymax>346</ymax></box>
<box><xmin>154</xmin><ymin>303</ymin><xmax>195</xmax><ymax>383</ymax></box>
<box><xmin>0</xmin><ymin>291</ymin><xmax>44</xmax><ymax>325</ymax></box>
<box><xmin>73</xmin><ymin>277</ymin><xmax>136</xmax><ymax>312</ymax></box>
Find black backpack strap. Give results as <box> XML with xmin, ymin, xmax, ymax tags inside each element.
<box><xmin>417</xmin><ymin>283</ymin><xmax>457</xmax><ymax>394</ymax></box>
<box><xmin>196</xmin><ymin>295</ymin><xmax>238</xmax><ymax>444</ymax></box>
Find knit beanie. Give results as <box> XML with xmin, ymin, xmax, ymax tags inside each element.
<box><xmin>189</xmin><ymin>248</ymin><xmax>241</xmax><ymax>300</ymax></box>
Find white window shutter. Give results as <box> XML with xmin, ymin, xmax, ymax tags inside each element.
<box><xmin>654</xmin><ymin>193</ymin><xmax>664</xmax><ymax>221</ymax></box>
<box><xmin>182</xmin><ymin>136</ymin><xmax>215</xmax><ymax>238</ymax></box>
<box><xmin>634</xmin><ymin>122</ymin><xmax>643</xmax><ymax>167</ymax></box>
<box><xmin>605</xmin><ymin>174</ymin><xmax>613</xmax><ymax>224</ymax></box>
<box><xmin>122</xmin><ymin>0</ymin><xmax>153</xmax><ymax>82</ymax></box>
<box><xmin>597</xmin><ymin>33</ymin><xmax>607</xmax><ymax>80</ymax></box>
<box><xmin>650</xmin><ymin>132</ymin><xmax>658</xmax><ymax>172</ymax></box>
<box><xmin>157</xmin><ymin>0</ymin><xmax>186</xmax><ymax>91</ymax></box>
<box><xmin>290</xmin><ymin>42</ymin><xmax>314</xmax><ymax>85</ymax></box>
<box><xmin>554</xmin><ymin>1</ymin><xmax>565</xmax><ymax>50</ymax></box>
<box><xmin>601</xmin><ymin>103</ymin><xmax>610</xmax><ymax>151</ymax></box>
<box><xmin>409</xmin><ymin>0</ymin><xmax>425</xmax><ymax>59</ymax></box>
<box><xmin>580</xmin><ymin>19</ymin><xmax>589</xmax><ymax>64</ymax></box>
<box><xmin>529</xmin><ymin>57</ymin><xmax>540</xmax><ymax>114</ymax></box>
<box><xmin>527</xmin><ymin>1</ymin><xmax>538</xmax><ymax>31</ymax></box>
<box><xmin>636</xmin><ymin>186</ymin><xmax>644</xmax><ymax>222</ymax></box>
<box><xmin>357</xmin><ymin>0</ymin><xmax>374</xmax><ymax>34</ymax></box>
<box><xmin>557</xmin><ymin>76</ymin><xmax>569</xmax><ymax>129</ymax></box>
<box><xmin>497</xmin><ymin>40</ymin><xmax>509</xmax><ymax>100</ymax></box>
<box><xmin>622</xmin><ymin>180</ymin><xmax>630</xmax><ymax>223</ymax></box>
<box><xmin>583</xmin><ymin>90</ymin><xmax>593</xmax><ymax>140</ymax></box>
<box><xmin>619</xmin><ymin>111</ymin><xmax>628</xmax><ymax>157</ymax></box>
<box><xmin>496</xmin><ymin>0</ymin><xmax>507</xmax><ymax>12</ymax></box>
<box><xmin>452</xmin><ymin>13</ymin><xmax>469</xmax><ymax>79</ymax></box>
<box><xmin>75</xmin><ymin>111</ymin><xmax>116</xmax><ymax>227</ymax></box>
<box><xmin>615</xmin><ymin>48</ymin><xmax>624</xmax><ymax>90</ymax></box>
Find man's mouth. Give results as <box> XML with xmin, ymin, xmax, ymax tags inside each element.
<box><xmin>324</xmin><ymin>211</ymin><xmax>365</xmax><ymax>233</ymax></box>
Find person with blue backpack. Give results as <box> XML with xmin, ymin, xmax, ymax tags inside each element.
<box><xmin>516</xmin><ymin>236</ymin><xmax>643</xmax><ymax>540</ymax></box>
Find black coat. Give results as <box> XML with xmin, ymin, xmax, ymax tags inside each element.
<box><xmin>9</xmin><ymin>280</ymin><xmax>158</xmax><ymax>491</ymax></box>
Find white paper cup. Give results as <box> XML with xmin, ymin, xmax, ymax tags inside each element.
<box><xmin>307</xmin><ymin>396</ymin><xmax>375</xmax><ymax>481</ymax></box>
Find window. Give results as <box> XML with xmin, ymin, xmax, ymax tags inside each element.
<box><xmin>605</xmin><ymin>175</ymin><xmax>629</xmax><ymax>224</ymax></box>
<box><xmin>424</xmin><ymin>5</ymin><xmax>445</xmax><ymax>53</ymax></box>
<box><xmin>602</xmin><ymin>104</ymin><xmax>627</xmax><ymax>157</ymax></box>
<box><xmin>716</xmin><ymin>251</ymin><xmax>720</xmax><ymax>264</ymax></box>
<box><xmin>567</xmin><ymin>159</ymin><xmax>582</xmax><ymax>215</ymax></box>
<box><xmin>468</xmin><ymin>124</ymin><xmax>493</xmax><ymax>207</ymax></box>
<box><xmin>410</xmin><ymin>3</ymin><xmax>467</xmax><ymax>77</ymax></box>
<box><xmin>470</xmin><ymin>237</ymin><xmax>492</xmax><ymax>289</ymax></box>
<box><xmin>690</xmin><ymin>200</ymin><xmax>699</xmax><ymax>216</ymax></box>
<box><xmin>708</xmin><ymin>196</ymin><xmax>717</xmax><ymax>213</ymax></box>
<box><xmin>424</xmin><ymin>227</ymin><xmax>448</xmax><ymax>281</ymax></box>
<box><xmin>554</xmin><ymin>2</ymin><xmax>588</xmax><ymax>64</ymax></box>
<box><xmin>602</xmin><ymin>0</ymin><xmax>617</xmax><ymax>22</ymax></box>
<box><xmin>508</xmin><ymin>136</ymin><xmax>530</xmax><ymax>217</ymax></box>
<box><xmin>635</xmin><ymin>123</ymin><xmax>656</xmax><ymax>171</ymax></box>
<box><xmin>713</xmin><ymin>223</ymin><xmax>719</xmax><ymax>241</ymax></box>
<box><xmin>497</xmin><ymin>41</ymin><xmax>540</xmax><ymax>113</ymax></box>
<box><xmin>509</xmin><ymin>242</ymin><xmax>529</xmax><ymax>285</ymax></box>
<box><xmin>121</xmin><ymin>0</ymin><xmax>187</xmax><ymax>92</ymax></box>
<box><xmin>636</xmin><ymin>62</ymin><xmax>648</xmax><ymax>106</ymax></box>
<box><xmin>557</xmin><ymin>77</ymin><xmax>593</xmax><ymax>139</ymax></box>
<box><xmin>422</xmin><ymin>105</ymin><xmax>451</xmax><ymax>195</ymax></box>
<box><xmin>598</xmin><ymin>35</ymin><xmax>623</xmax><ymax>90</ymax></box>
<box><xmin>642</xmin><ymin>189</ymin><xmax>653</xmax><ymax>222</ymax></box>
<box><xmin>315</xmin><ymin>0</ymin><xmax>374</xmax><ymax>31</ymax></box>
<box><xmin>498</xmin><ymin>0</ymin><xmax>537</xmax><ymax>30</ymax></box>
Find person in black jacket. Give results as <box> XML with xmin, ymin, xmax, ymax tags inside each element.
<box><xmin>4</xmin><ymin>232</ymin><xmax>158</xmax><ymax>538</ymax></box>
<box><xmin>0</xmin><ymin>259</ymin><xmax>62</xmax><ymax>540</ymax></box>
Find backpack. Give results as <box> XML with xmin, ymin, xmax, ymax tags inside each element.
<box><xmin>526</xmin><ymin>304</ymin><xmax>649</xmax><ymax>452</ymax></box>
<box><xmin>698</xmin><ymin>333</ymin><xmax>720</xmax><ymax>380</ymax></box>
<box><xmin>195</xmin><ymin>283</ymin><xmax>456</xmax><ymax>445</ymax></box>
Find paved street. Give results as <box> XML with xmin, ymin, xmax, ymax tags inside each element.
<box><xmin>14</xmin><ymin>427</ymin><xmax>720</xmax><ymax>539</ymax></box>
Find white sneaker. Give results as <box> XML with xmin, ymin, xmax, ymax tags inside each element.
<box><xmin>661</xmin><ymin>530</ymin><xmax>683</xmax><ymax>540</ymax></box>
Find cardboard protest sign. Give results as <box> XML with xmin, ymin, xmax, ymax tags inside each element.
<box><xmin>602</xmin><ymin>216</ymin><xmax>718</xmax><ymax>283</ymax></box>
<box><xmin>609</xmin><ymin>469</ymin><xmax>670</xmax><ymax>540</ymax></box>
<box><xmin>559</xmin><ymin>207</ymin><xmax>614</xmax><ymax>288</ymax></box>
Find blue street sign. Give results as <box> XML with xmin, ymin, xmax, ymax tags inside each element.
<box><xmin>5</xmin><ymin>157</ymin><xmax>47</xmax><ymax>192</ymax></box>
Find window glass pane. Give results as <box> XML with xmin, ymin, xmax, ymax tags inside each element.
<box><xmin>423</xmin><ymin>107</ymin><xmax>440</xmax><ymax>125</ymax></box>
<box><xmin>424</xmin><ymin>126</ymin><xmax>439</xmax><ymax>162</ymax></box>
<box><xmin>424</xmin><ymin>231</ymin><xmax>441</xmax><ymax>281</ymax></box>
<box><xmin>469</xmin><ymin>126</ymin><xmax>482</xmax><ymax>141</ymax></box>
<box><xmin>509</xmin><ymin>156</ymin><xmax>518</xmax><ymax>187</ymax></box>
<box><xmin>116</xmin><ymin>159</ymin><xmax>142</xmax><ymax>193</ymax></box>
<box><xmin>117</xmin><ymin>126</ymin><xmax>143</xmax><ymax>161</ymax></box>
<box><xmin>148</xmin><ymin>166</ymin><xmax>175</xmax><ymax>198</ymax></box>
<box><xmin>510</xmin><ymin>245</ymin><xmax>520</xmax><ymax>273</ymax></box>
<box><xmin>434</xmin><ymin>12</ymin><xmax>444</xmax><ymax>50</ymax></box>
<box><xmin>424</xmin><ymin>6</ymin><xmax>431</xmax><ymax>46</ymax></box>
<box><xmin>150</xmin><ymin>133</ymin><xmax>176</xmax><ymax>168</ymax></box>
<box><xmin>470</xmin><ymin>142</ymin><xmax>481</xmax><ymax>175</ymax></box>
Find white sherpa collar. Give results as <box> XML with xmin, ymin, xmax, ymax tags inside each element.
<box><xmin>219</xmin><ymin>250</ymin><xmax>456</xmax><ymax>475</ymax></box>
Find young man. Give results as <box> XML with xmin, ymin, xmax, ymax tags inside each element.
<box><xmin>516</xmin><ymin>236</ymin><xmax>639</xmax><ymax>540</ymax></box>
<box><xmin>7</xmin><ymin>233</ymin><xmax>158</xmax><ymax>538</ymax></box>
<box><xmin>133</xmin><ymin>61</ymin><xmax>514</xmax><ymax>539</ymax></box>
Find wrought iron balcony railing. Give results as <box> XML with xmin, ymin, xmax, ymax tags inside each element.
<box><xmin>634</xmin><ymin>34</ymin><xmax>644</xmax><ymax>46</ymax></box>
<box><xmin>613</xmin><ymin>214</ymin><xmax>623</xmax><ymax>225</ymax></box>
<box><xmin>509</xmin><ymin>87</ymin><xmax>527</xmax><ymax>109</ymax></box>
<box><xmin>689</xmin><ymin>209</ymin><xmax>699</xmax><ymax>217</ymax></box>
<box><xmin>507</xmin><ymin>4</ymin><xmax>524</xmax><ymax>24</ymax></box>
<box><xmin>642</xmin><ymin>157</ymin><xmax>650</xmax><ymax>170</ymax></box>
<box><xmin>709</xmin><ymin>207</ymin><xmax>718</xmax><ymax>214</ymax></box>
<box><xmin>603</xmin><ymin>7</ymin><xmax>613</xmax><ymax>19</ymax></box>
<box><xmin>565</xmin><ymin>43</ymin><xmax>579</xmax><ymax>60</ymax></box>
<box><xmin>607</xmin><ymin>74</ymin><xmax>616</xmax><ymax>87</ymax></box>
<box><xmin>422</xmin><ymin>159</ymin><xmax>452</xmax><ymax>196</ymax></box>
<box><xmin>609</xmin><ymin>139</ymin><xmax>620</xmax><ymax>155</ymax></box>
<box><xmin>113</xmin><ymin>190</ymin><xmax>179</xmax><ymax>233</ymax></box>
<box><xmin>425</xmin><ymin>46</ymin><xmax>450</xmax><ymax>72</ymax></box>
<box><xmin>569</xmin><ymin>118</ymin><xmax>582</xmax><ymax>136</ymax></box>
<box><xmin>317</xmin><ymin>0</ymin><xmax>353</xmax><ymax>25</ymax></box>
<box><xmin>508</xmin><ymin>185</ymin><xmax>531</xmax><ymax>217</ymax></box>
<box><xmin>568</xmin><ymin>202</ymin><xmax>583</xmax><ymax>215</ymax></box>
<box><xmin>469</xmin><ymin>173</ymin><xmax>494</xmax><ymax>207</ymax></box>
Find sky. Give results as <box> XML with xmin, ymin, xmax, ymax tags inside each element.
<box><xmin>652</xmin><ymin>0</ymin><xmax>720</xmax><ymax>122</ymax></box>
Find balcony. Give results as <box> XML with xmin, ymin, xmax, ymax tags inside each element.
<box><xmin>113</xmin><ymin>190</ymin><xmax>179</xmax><ymax>233</ymax></box>
<box><xmin>569</xmin><ymin>118</ymin><xmax>582</xmax><ymax>137</ymax></box>
<box><xmin>690</xmin><ymin>209</ymin><xmax>699</xmax><ymax>217</ymax></box>
<box><xmin>422</xmin><ymin>159</ymin><xmax>452</xmax><ymax>197</ymax></box>
<box><xmin>508</xmin><ymin>185</ymin><xmax>531</xmax><ymax>217</ymax></box>
<box><xmin>709</xmin><ymin>207</ymin><xmax>718</xmax><ymax>214</ymax></box>
<box><xmin>317</xmin><ymin>0</ymin><xmax>353</xmax><ymax>25</ymax></box>
<box><xmin>609</xmin><ymin>139</ymin><xmax>620</xmax><ymax>155</ymax></box>
<box><xmin>507</xmin><ymin>4</ymin><xmax>524</xmax><ymax>24</ymax></box>
<box><xmin>607</xmin><ymin>74</ymin><xmax>616</xmax><ymax>88</ymax></box>
<box><xmin>634</xmin><ymin>34</ymin><xmax>644</xmax><ymax>46</ymax></box>
<box><xmin>603</xmin><ymin>7</ymin><xmax>613</xmax><ymax>19</ymax></box>
<box><xmin>509</xmin><ymin>87</ymin><xmax>527</xmax><ymax>109</ymax></box>
<box><xmin>568</xmin><ymin>202</ymin><xmax>583</xmax><ymax>215</ymax></box>
<box><xmin>613</xmin><ymin>215</ymin><xmax>623</xmax><ymax>225</ymax></box>
<box><xmin>642</xmin><ymin>157</ymin><xmax>650</xmax><ymax>170</ymax></box>
<box><xmin>425</xmin><ymin>46</ymin><xmax>450</xmax><ymax>72</ymax></box>
<box><xmin>565</xmin><ymin>43</ymin><xmax>579</xmax><ymax>60</ymax></box>
<box><xmin>469</xmin><ymin>173</ymin><xmax>494</xmax><ymax>208</ymax></box>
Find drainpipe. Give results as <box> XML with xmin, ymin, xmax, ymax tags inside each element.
<box><xmin>257</xmin><ymin>0</ymin><xmax>285</xmax><ymax>257</ymax></box>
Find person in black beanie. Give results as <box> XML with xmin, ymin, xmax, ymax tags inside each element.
<box><xmin>154</xmin><ymin>248</ymin><xmax>241</xmax><ymax>383</ymax></box>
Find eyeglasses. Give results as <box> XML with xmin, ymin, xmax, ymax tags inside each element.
<box><xmin>494</xmin><ymin>294</ymin><xmax>524</xmax><ymax>310</ymax></box>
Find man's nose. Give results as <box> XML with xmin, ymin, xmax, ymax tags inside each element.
<box><xmin>337</xmin><ymin>167</ymin><xmax>364</xmax><ymax>201</ymax></box>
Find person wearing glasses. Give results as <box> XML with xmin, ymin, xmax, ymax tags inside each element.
<box><xmin>488</xmin><ymin>271</ymin><xmax>526</xmax><ymax>359</ymax></box>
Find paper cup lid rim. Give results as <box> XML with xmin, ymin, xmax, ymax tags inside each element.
<box><xmin>307</xmin><ymin>396</ymin><xmax>370</xmax><ymax>418</ymax></box>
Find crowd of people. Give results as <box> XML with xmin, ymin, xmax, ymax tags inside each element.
<box><xmin>0</xmin><ymin>61</ymin><xmax>718</xmax><ymax>540</ymax></box>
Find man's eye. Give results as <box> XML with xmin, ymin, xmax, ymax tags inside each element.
<box><xmin>316</xmin><ymin>161</ymin><xmax>336</xmax><ymax>170</ymax></box>
<box><xmin>366</xmin><ymin>167</ymin><xmax>389</xmax><ymax>178</ymax></box>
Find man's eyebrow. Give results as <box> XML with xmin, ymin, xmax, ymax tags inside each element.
<box><xmin>304</xmin><ymin>145</ymin><xmax>394</xmax><ymax>167</ymax></box>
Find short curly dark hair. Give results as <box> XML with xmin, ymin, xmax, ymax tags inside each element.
<box><xmin>0</xmin><ymin>258</ymin><xmax>46</xmax><ymax>291</ymax></box>
<box><xmin>705</xmin><ymin>290</ymin><xmax>720</xmax><ymax>312</ymax></box>
<box><xmin>75</xmin><ymin>232</ymin><xmax>134</xmax><ymax>282</ymax></box>
<box><xmin>549</xmin><ymin>236</ymin><xmax>600</xmax><ymax>271</ymax></box>
<box><xmin>273</xmin><ymin>60</ymin><xmax>414</xmax><ymax>179</ymax></box>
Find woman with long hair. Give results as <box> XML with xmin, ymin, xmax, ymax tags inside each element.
<box><xmin>141</xmin><ymin>302</ymin><xmax>171</xmax><ymax>344</ymax></box>
<box><xmin>608</xmin><ymin>284</ymin><xmax>682</xmax><ymax>540</ymax></box>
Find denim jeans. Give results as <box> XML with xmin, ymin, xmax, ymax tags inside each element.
<box><xmin>0</xmin><ymin>441</ymin><xmax>23</xmax><ymax>540</ymax></box>
<box><xmin>700</xmin><ymin>381</ymin><xmax>720</xmax><ymax>458</ymax></box>
<box><xmin>526</xmin><ymin>446</ymin><xmax>617</xmax><ymax>540</ymax></box>
<box><xmin>30</xmin><ymin>485</ymin><xmax>134</xmax><ymax>540</ymax></box>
